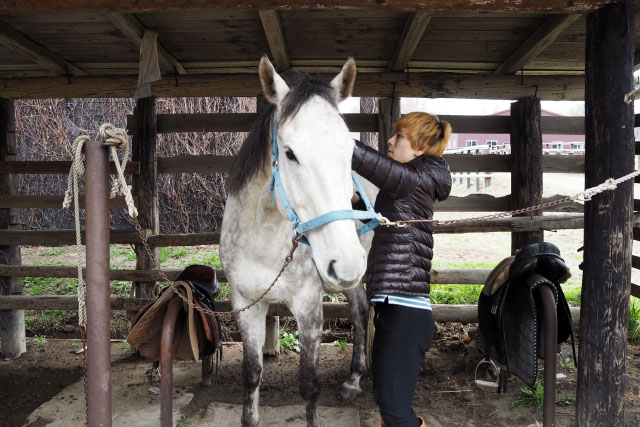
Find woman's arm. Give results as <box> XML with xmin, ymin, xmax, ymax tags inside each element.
<box><xmin>352</xmin><ymin>139</ymin><xmax>421</xmax><ymax>199</ymax></box>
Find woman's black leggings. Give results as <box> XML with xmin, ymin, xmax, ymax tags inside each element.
<box><xmin>372</xmin><ymin>301</ymin><xmax>435</xmax><ymax>427</ymax></box>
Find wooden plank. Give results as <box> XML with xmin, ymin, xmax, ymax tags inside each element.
<box><xmin>435</xmin><ymin>214</ymin><xmax>584</xmax><ymax>234</ymax></box>
<box><xmin>0</xmin><ymin>1</ymin><xmax>615</xmax><ymax>14</ymax></box>
<box><xmin>0</xmin><ymin>229</ymin><xmax>141</xmax><ymax>245</ymax></box>
<box><xmin>107</xmin><ymin>12</ymin><xmax>187</xmax><ymax>74</ymax></box>
<box><xmin>0</xmin><ymin>295</ymin><xmax>582</xmax><ymax>325</ymax></box>
<box><xmin>131</xmin><ymin>113</ymin><xmax>379</xmax><ymax>133</ymax></box>
<box><xmin>0</xmin><ymin>264</ymin><xmax>485</xmax><ymax>284</ymax></box>
<box><xmin>0</xmin><ymin>160</ymin><xmax>140</xmax><ymax>175</ymax></box>
<box><xmin>437</xmin><ymin>195</ymin><xmax>584</xmax><ymax>213</ymax></box>
<box><xmin>495</xmin><ymin>14</ymin><xmax>581</xmax><ymax>74</ymax></box>
<box><xmin>388</xmin><ymin>11</ymin><xmax>432</xmax><ymax>72</ymax></box>
<box><xmin>0</xmin><ymin>72</ymin><xmax>586</xmax><ymax>100</ymax></box>
<box><xmin>578</xmin><ymin>5</ymin><xmax>635</xmax><ymax>425</ymax></box>
<box><xmin>0</xmin><ymin>19</ymin><xmax>87</xmax><ymax>76</ymax></box>
<box><xmin>378</xmin><ymin>97</ymin><xmax>400</xmax><ymax>153</ymax></box>
<box><xmin>157</xmin><ymin>155</ymin><xmax>234</xmax><ymax>174</ymax></box>
<box><xmin>0</xmin><ymin>195</ymin><xmax>135</xmax><ymax>209</ymax></box>
<box><xmin>632</xmin><ymin>255</ymin><xmax>640</xmax><ymax>270</ymax></box>
<box><xmin>632</xmin><ymin>283</ymin><xmax>640</xmax><ymax>299</ymax></box>
<box><xmin>259</xmin><ymin>10</ymin><xmax>289</xmax><ymax>70</ymax></box>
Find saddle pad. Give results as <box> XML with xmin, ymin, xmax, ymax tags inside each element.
<box><xmin>127</xmin><ymin>281</ymin><xmax>200</xmax><ymax>362</ymax></box>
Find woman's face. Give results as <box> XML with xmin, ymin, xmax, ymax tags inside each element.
<box><xmin>387</xmin><ymin>129</ymin><xmax>423</xmax><ymax>163</ymax></box>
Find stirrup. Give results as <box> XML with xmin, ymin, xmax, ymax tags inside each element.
<box><xmin>474</xmin><ymin>359</ymin><xmax>500</xmax><ymax>390</ymax></box>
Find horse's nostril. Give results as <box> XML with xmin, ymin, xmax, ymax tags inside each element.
<box><xmin>327</xmin><ymin>259</ymin><xmax>338</xmax><ymax>280</ymax></box>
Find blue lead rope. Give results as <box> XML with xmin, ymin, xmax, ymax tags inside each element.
<box><xmin>270</xmin><ymin>117</ymin><xmax>380</xmax><ymax>244</ymax></box>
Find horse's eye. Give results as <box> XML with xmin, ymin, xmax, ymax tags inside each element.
<box><xmin>285</xmin><ymin>148</ymin><xmax>298</xmax><ymax>163</ymax></box>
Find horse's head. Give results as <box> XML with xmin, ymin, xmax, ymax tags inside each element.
<box><xmin>259</xmin><ymin>55</ymin><xmax>366</xmax><ymax>292</ymax></box>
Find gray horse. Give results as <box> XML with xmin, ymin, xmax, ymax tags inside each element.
<box><xmin>220</xmin><ymin>56</ymin><xmax>374</xmax><ymax>427</ymax></box>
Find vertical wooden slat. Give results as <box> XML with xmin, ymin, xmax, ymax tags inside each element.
<box><xmin>0</xmin><ymin>98</ymin><xmax>25</xmax><ymax>358</ymax></box>
<box><xmin>132</xmin><ymin>97</ymin><xmax>159</xmax><ymax>300</ymax></box>
<box><xmin>577</xmin><ymin>4</ymin><xmax>635</xmax><ymax>425</ymax></box>
<box><xmin>377</xmin><ymin>97</ymin><xmax>399</xmax><ymax>154</ymax></box>
<box><xmin>510</xmin><ymin>97</ymin><xmax>543</xmax><ymax>254</ymax></box>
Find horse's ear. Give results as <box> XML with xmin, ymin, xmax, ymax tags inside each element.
<box><xmin>330</xmin><ymin>57</ymin><xmax>356</xmax><ymax>103</ymax></box>
<box><xmin>259</xmin><ymin>54</ymin><xmax>289</xmax><ymax>105</ymax></box>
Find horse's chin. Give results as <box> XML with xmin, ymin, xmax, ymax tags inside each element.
<box><xmin>321</xmin><ymin>277</ymin><xmax>361</xmax><ymax>294</ymax></box>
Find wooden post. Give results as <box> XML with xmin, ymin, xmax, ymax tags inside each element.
<box><xmin>132</xmin><ymin>97</ymin><xmax>159</xmax><ymax>300</ymax></box>
<box><xmin>510</xmin><ymin>97</ymin><xmax>543</xmax><ymax>254</ymax></box>
<box><xmin>0</xmin><ymin>98</ymin><xmax>25</xmax><ymax>359</ymax></box>
<box><xmin>256</xmin><ymin>94</ymin><xmax>280</xmax><ymax>355</ymax></box>
<box><xmin>377</xmin><ymin>97</ymin><xmax>399</xmax><ymax>154</ymax></box>
<box><xmin>577</xmin><ymin>4</ymin><xmax>635</xmax><ymax>425</ymax></box>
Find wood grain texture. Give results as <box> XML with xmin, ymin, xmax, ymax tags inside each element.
<box><xmin>510</xmin><ymin>98</ymin><xmax>543</xmax><ymax>253</ymax></box>
<box><xmin>0</xmin><ymin>160</ymin><xmax>140</xmax><ymax>175</ymax></box>
<box><xmin>577</xmin><ymin>4</ymin><xmax>635</xmax><ymax>425</ymax></box>
<box><xmin>259</xmin><ymin>10</ymin><xmax>289</xmax><ymax>70</ymax></box>
<box><xmin>388</xmin><ymin>11</ymin><xmax>432</xmax><ymax>72</ymax></box>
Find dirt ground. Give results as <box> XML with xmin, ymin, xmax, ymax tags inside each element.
<box><xmin>2</xmin><ymin>326</ymin><xmax>640</xmax><ymax>427</ymax></box>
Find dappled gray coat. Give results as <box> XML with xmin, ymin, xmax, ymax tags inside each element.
<box><xmin>352</xmin><ymin>140</ymin><xmax>452</xmax><ymax>299</ymax></box>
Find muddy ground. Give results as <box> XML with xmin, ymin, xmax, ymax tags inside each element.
<box><xmin>2</xmin><ymin>325</ymin><xmax>640</xmax><ymax>427</ymax></box>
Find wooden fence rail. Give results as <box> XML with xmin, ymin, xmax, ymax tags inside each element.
<box><xmin>0</xmin><ymin>265</ymin><xmax>492</xmax><ymax>285</ymax></box>
<box><xmin>0</xmin><ymin>295</ymin><xmax>582</xmax><ymax>325</ymax></box>
<box><xmin>0</xmin><ymin>153</ymin><xmax>585</xmax><ymax>176</ymax></box>
<box><xmin>127</xmin><ymin>113</ymin><xmax>586</xmax><ymax>136</ymax></box>
<box><xmin>0</xmin><ymin>214</ymin><xmax>586</xmax><ymax>246</ymax></box>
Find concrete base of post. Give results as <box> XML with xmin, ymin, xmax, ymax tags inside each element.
<box><xmin>0</xmin><ymin>309</ymin><xmax>26</xmax><ymax>358</ymax></box>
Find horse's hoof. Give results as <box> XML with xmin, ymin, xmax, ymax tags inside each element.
<box><xmin>338</xmin><ymin>383</ymin><xmax>361</xmax><ymax>401</ymax></box>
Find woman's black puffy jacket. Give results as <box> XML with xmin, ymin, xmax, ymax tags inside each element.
<box><xmin>352</xmin><ymin>140</ymin><xmax>452</xmax><ymax>298</ymax></box>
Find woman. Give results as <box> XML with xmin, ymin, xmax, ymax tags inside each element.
<box><xmin>352</xmin><ymin>112</ymin><xmax>452</xmax><ymax>427</ymax></box>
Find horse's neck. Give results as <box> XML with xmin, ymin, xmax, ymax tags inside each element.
<box><xmin>234</xmin><ymin>170</ymin><xmax>291</xmax><ymax>240</ymax></box>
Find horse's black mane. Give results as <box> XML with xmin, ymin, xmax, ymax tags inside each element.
<box><xmin>228</xmin><ymin>71</ymin><xmax>337</xmax><ymax>194</ymax></box>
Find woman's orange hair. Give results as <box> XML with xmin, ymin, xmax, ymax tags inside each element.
<box><xmin>394</xmin><ymin>112</ymin><xmax>452</xmax><ymax>157</ymax></box>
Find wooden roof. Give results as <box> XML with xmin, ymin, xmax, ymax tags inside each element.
<box><xmin>0</xmin><ymin>1</ymin><xmax>637</xmax><ymax>100</ymax></box>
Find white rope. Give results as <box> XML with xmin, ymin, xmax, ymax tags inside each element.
<box><xmin>63</xmin><ymin>135</ymin><xmax>90</xmax><ymax>329</ymax></box>
<box><xmin>574</xmin><ymin>169</ymin><xmax>640</xmax><ymax>201</ymax></box>
<box><xmin>99</xmin><ymin>124</ymin><xmax>138</xmax><ymax>219</ymax></box>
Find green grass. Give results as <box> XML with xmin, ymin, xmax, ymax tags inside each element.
<box><xmin>190</xmin><ymin>248</ymin><xmax>222</xmax><ymax>269</ymax></box>
<box><xmin>159</xmin><ymin>246</ymin><xmax>198</xmax><ymax>263</ymax></box>
<box><xmin>38</xmin><ymin>247</ymin><xmax>66</xmax><ymax>256</ymax></box>
<box><xmin>630</xmin><ymin>298</ymin><xmax>640</xmax><ymax>341</ymax></box>
<box><xmin>279</xmin><ymin>330</ymin><xmax>300</xmax><ymax>352</ymax></box>
<box><xmin>561</xmin><ymin>282</ymin><xmax>582</xmax><ymax>306</ymax></box>
<box><xmin>110</xmin><ymin>245</ymin><xmax>136</xmax><ymax>262</ymax></box>
<box><xmin>432</xmin><ymin>260</ymin><xmax>497</xmax><ymax>269</ymax></box>
<box><xmin>430</xmin><ymin>284</ymin><xmax>483</xmax><ymax>305</ymax></box>
<box><xmin>333</xmin><ymin>339</ymin><xmax>348</xmax><ymax>350</ymax></box>
<box><xmin>177</xmin><ymin>415</ymin><xmax>196</xmax><ymax>427</ymax></box>
<box><xmin>510</xmin><ymin>380</ymin><xmax>574</xmax><ymax>412</ymax></box>
<box><xmin>23</xmin><ymin>276</ymin><xmax>78</xmax><ymax>296</ymax></box>
<box><xmin>32</xmin><ymin>335</ymin><xmax>48</xmax><ymax>345</ymax></box>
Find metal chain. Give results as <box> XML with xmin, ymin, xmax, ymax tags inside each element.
<box><xmin>133</xmin><ymin>220</ymin><xmax>298</xmax><ymax>317</ymax></box>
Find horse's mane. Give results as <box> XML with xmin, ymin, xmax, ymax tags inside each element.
<box><xmin>228</xmin><ymin>71</ymin><xmax>337</xmax><ymax>194</ymax></box>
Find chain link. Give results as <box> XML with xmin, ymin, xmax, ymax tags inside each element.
<box><xmin>133</xmin><ymin>220</ymin><xmax>298</xmax><ymax>317</ymax></box>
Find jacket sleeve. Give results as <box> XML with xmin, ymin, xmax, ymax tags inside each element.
<box><xmin>351</xmin><ymin>139</ymin><xmax>420</xmax><ymax>199</ymax></box>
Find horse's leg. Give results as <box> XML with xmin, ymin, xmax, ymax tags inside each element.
<box><xmin>289</xmin><ymin>298</ymin><xmax>323</xmax><ymax>427</ymax></box>
<box><xmin>236</xmin><ymin>300</ymin><xmax>269</xmax><ymax>427</ymax></box>
<box><xmin>339</xmin><ymin>282</ymin><xmax>369</xmax><ymax>401</ymax></box>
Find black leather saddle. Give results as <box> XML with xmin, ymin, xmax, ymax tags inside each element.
<box><xmin>477</xmin><ymin>242</ymin><xmax>576</xmax><ymax>391</ymax></box>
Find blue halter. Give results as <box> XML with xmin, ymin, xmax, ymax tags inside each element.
<box><xmin>270</xmin><ymin>117</ymin><xmax>380</xmax><ymax>244</ymax></box>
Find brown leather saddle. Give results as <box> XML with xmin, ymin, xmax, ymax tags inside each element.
<box><xmin>127</xmin><ymin>265</ymin><xmax>222</xmax><ymax>361</ymax></box>
<box><xmin>477</xmin><ymin>242</ymin><xmax>576</xmax><ymax>391</ymax></box>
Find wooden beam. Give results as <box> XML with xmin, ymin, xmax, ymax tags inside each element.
<box><xmin>259</xmin><ymin>10</ymin><xmax>289</xmax><ymax>70</ymax></box>
<box><xmin>0</xmin><ymin>73</ymin><xmax>586</xmax><ymax>100</ymax></box>
<box><xmin>495</xmin><ymin>14</ymin><xmax>581</xmax><ymax>74</ymax></box>
<box><xmin>107</xmin><ymin>13</ymin><xmax>187</xmax><ymax>75</ymax></box>
<box><xmin>0</xmin><ymin>19</ymin><xmax>87</xmax><ymax>76</ymax></box>
<box><xmin>0</xmin><ymin>1</ymin><xmax>622</xmax><ymax>14</ymax></box>
<box><xmin>0</xmin><ymin>195</ymin><xmax>135</xmax><ymax>209</ymax></box>
<box><xmin>0</xmin><ymin>98</ymin><xmax>25</xmax><ymax>359</ymax></box>
<box><xmin>510</xmin><ymin>98</ymin><xmax>544</xmax><ymax>253</ymax></box>
<box><xmin>577</xmin><ymin>4</ymin><xmax>635</xmax><ymax>425</ymax></box>
<box><xmin>0</xmin><ymin>295</ymin><xmax>582</xmax><ymax>325</ymax></box>
<box><xmin>388</xmin><ymin>11</ymin><xmax>432</xmax><ymax>72</ymax></box>
<box><xmin>0</xmin><ymin>160</ymin><xmax>140</xmax><ymax>175</ymax></box>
